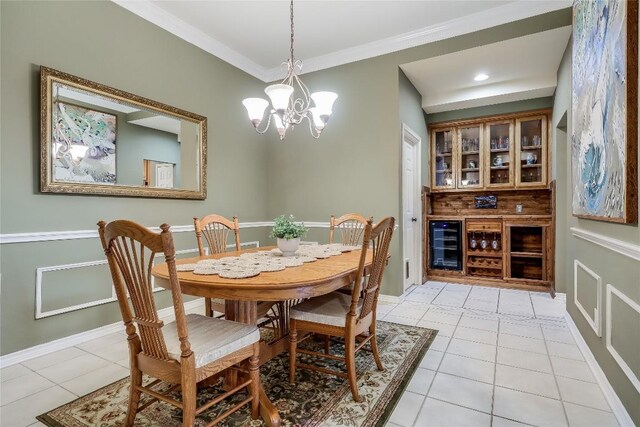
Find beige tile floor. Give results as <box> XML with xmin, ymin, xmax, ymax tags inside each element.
<box><xmin>0</xmin><ymin>282</ymin><xmax>620</xmax><ymax>427</ymax></box>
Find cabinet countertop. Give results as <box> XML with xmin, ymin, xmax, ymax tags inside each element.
<box><xmin>426</xmin><ymin>214</ymin><xmax>552</xmax><ymax>220</ymax></box>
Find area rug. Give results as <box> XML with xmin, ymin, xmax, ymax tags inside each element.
<box><xmin>38</xmin><ymin>321</ymin><xmax>436</xmax><ymax>427</ymax></box>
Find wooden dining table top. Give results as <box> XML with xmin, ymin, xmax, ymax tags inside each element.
<box><xmin>152</xmin><ymin>246</ymin><xmax>370</xmax><ymax>301</ymax></box>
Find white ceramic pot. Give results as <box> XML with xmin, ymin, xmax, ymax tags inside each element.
<box><xmin>277</xmin><ymin>237</ymin><xmax>300</xmax><ymax>257</ymax></box>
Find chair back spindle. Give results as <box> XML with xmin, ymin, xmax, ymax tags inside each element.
<box><xmin>329</xmin><ymin>213</ymin><xmax>370</xmax><ymax>246</ymax></box>
<box><xmin>194</xmin><ymin>214</ymin><xmax>241</xmax><ymax>256</ymax></box>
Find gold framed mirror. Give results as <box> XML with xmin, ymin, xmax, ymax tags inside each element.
<box><xmin>40</xmin><ymin>66</ymin><xmax>207</xmax><ymax>199</ymax></box>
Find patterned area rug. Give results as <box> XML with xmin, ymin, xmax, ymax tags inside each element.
<box><xmin>38</xmin><ymin>321</ymin><xmax>436</xmax><ymax>427</ymax></box>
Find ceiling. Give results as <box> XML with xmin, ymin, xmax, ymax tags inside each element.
<box><xmin>400</xmin><ymin>26</ymin><xmax>572</xmax><ymax>113</ymax></box>
<box><xmin>113</xmin><ymin>0</ymin><xmax>571</xmax><ymax>82</ymax></box>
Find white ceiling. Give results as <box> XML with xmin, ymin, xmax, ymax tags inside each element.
<box><xmin>113</xmin><ymin>0</ymin><xmax>571</xmax><ymax>82</ymax></box>
<box><xmin>400</xmin><ymin>26</ymin><xmax>572</xmax><ymax>113</ymax></box>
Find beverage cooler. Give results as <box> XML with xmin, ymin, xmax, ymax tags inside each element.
<box><xmin>429</xmin><ymin>220</ymin><xmax>463</xmax><ymax>271</ymax></box>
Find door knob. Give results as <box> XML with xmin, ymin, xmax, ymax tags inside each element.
<box><xmin>411</xmin><ymin>217</ymin><xmax>417</xmax><ymax>222</ymax></box>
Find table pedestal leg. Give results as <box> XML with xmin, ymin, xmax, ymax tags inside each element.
<box><xmin>226</xmin><ymin>300</ymin><xmax>281</xmax><ymax>427</ymax></box>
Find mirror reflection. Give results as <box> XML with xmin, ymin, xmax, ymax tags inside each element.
<box><xmin>41</xmin><ymin>67</ymin><xmax>206</xmax><ymax>199</ymax></box>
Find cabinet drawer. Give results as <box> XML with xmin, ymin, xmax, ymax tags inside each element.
<box><xmin>466</xmin><ymin>220</ymin><xmax>502</xmax><ymax>232</ymax></box>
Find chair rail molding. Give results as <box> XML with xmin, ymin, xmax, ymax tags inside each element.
<box><xmin>570</xmin><ymin>227</ymin><xmax>640</xmax><ymax>261</ymax></box>
<box><xmin>0</xmin><ymin>221</ymin><xmax>332</xmax><ymax>244</ymax></box>
<box><xmin>605</xmin><ymin>283</ymin><xmax>640</xmax><ymax>395</ymax></box>
<box><xmin>573</xmin><ymin>260</ymin><xmax>602</xmax><ymax>337</ymax></box>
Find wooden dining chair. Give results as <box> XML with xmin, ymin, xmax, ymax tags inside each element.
<box><xmin>98</xmin><ymin>219</ymin><xmax>261</xmax><ymax>427</ymax></box>
<box><xmin>289</xmin><ymin>217</ymin><xmax>395</xmax><ymax>402</ymax></box>
<box><xmin>329</xmin><ymin>213</ymin><xmax>371</xmax><ymax>246</ymax></box>
<box><xmin>194</xmin><ymin>214</ymin><xmax>277</xmax><ymax>327</ymax></box>
<box><xmin>193</xmin><ymin>214</ymin><xmax>241</xmax><ymax>318</ymax></box>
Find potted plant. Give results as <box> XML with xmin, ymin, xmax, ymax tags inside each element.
<box><xmin>270</xmin><ymin>215</ymin><xmax>308</xmax><ymax>257</ymax></box>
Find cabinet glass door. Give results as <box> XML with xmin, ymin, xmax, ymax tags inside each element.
<box><xmin>458</xmin><ymin>125</ymin><xmax>483</xmax><ymax>189</ymax></box>
<box><xmin>432</xmin><ymin>129</ymin><xmax>455</xmax><ymax>190</ymax></box>
<box><xmin>516</xmin><ymin>116</ymin><xmax>547</xmax><ymax>186</ymax></box>
<box><xmin>485</xmin><ymin>121</ymin><xmax>513</xmax><ymax>187</ymax></box>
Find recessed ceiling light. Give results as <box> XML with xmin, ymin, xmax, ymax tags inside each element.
<box><xmin>474</xmin><ymin>73</ymin><xmax>489</xmax><ymax>82</ymax></box>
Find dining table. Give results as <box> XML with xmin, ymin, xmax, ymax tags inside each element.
<box><xmin>152</xmin><ymin>245</ymin><xmax>371</xmax><ymax>427</ymax></box>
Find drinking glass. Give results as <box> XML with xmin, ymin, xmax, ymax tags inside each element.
<box><xmin>491</xmin><ymin>233</ymin><xmax>499</xmax><ymax>250</ymax></box>
<box><xmin>480</xmin><ymin>233</ymin><xmax>488</xmax><ymax>249</ymax></box>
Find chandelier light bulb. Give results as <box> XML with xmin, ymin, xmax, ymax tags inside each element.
<box><xmin>310</xmin><ymin>91</ymin><xmax>338</xmax><ymax>115</ymax></box>
<box><xmin>265</xmin><ymin>84</ymin><xmax>294</xmax><ymax>112</ymax></box>
<box><xmin>308</xmin><ymin>107</ymin><xmax>326</xmax><ymax>132</ymax></box>
<box><xmin>242</xmin><ymin>98</ymin><xmax>269</xmax><ymax>127</ymax></box>
<box><xmin>474</xmin><ymin>73</ymin><xmax>489</xmax><ymax>82</ymax></box>
<box><xmin>272</xmin><ymin>113</ymin><xmax>288</xmax><ymax>140</ymax></box>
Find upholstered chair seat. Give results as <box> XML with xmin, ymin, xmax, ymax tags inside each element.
<box><xmin>290</xmin><ymin>292</ymin><xmax>362</xmax><ymax>328</ymax></box>
<box><xmin>163</xmin><ymin>314</ymin><xmax>260</xmax><ymax>368</ymax></box>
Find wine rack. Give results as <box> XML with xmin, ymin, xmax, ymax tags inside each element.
<box><xmin>466</xmin><ymin>220</ymin><xmax>502</xmax><ymax>279</ymax></box>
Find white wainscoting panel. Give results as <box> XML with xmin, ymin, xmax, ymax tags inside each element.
<box><xmin>35</xmin><ymin>242</ymin><xmax>258</xmax><ymax>319</ymax></box>
<box><xmin>573</xmin><ymin>260</ymin><xmax>602</xmax><ymax>337</ymax></box>
<box><xmin>605</xmin><ymin>284</ymin><xmax>640</xmax><ymax>394</ymax></box>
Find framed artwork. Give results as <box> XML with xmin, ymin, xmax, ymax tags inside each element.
<box><xmin>52</xmin><ymin>101</ymin><xmax>117</xmax><ymax>184</ymax></box>
<box><xmin>572</xmin><ymin>0</ymin><xmax>638</xmax><ymax>223</ymax></box>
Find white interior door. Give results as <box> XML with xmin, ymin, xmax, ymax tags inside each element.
<box><xmin>402</xmin><ymin>124</ymin><xmax>422</xmax><ymax>291</ymax></box>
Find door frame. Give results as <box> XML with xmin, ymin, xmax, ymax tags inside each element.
<box><xmin>401</xmin><ymin>123</ymin><xmax>423</xmax><ymax>291</ymax></box>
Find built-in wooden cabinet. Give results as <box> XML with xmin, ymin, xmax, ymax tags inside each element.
<box><xmin>424</xmin><ymin>186</ymin><xmax>555</xmax><ymax>295</ymax></box>
<box><xmin>457</xmin><ymin>125</ymin><xmax>483</xmax><ymax>190</ymax></box>
<box><xmin>485</xmin><ymin>120</ymin><xmax>514</xmax><ymax>188</ymax></box>
<box><xmin>515</xmin><ymin>115</ymin><xmax>548</xmax><ymax>187</ymax></box>
<box><xmin>432</xmin><ymin>128</ymin><xmax>456</xmax><ymax>191</ymax></box>
<box><xmin>430</xmin><ymin>110</ymin><xmax>550</xmax><ymax>192</ymax></box>
<box><xmin>505</xmin><ymin>221</ymin><xmax>551</xmax><ymax>283</ymax></box>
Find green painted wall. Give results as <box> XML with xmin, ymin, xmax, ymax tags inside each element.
<box><xmin>553</xmin><ymin>37</ymin><xmax>640</xmax><ymax>423</ymax></box>
<box><xmin>0</xmin><ymin>0</ymin><xmax>271</xmax><ymax>354</ymax></box>
<box><xmin>399</xmin><ymin>70</ymin><xmax>429</xmax><ymax>187</ymax></box>
<box><xmin>266</xmin><ymin>9</ymin><xmax>571</xmax><ymax>297</ymax></box>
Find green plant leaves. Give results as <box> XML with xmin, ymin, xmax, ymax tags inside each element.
<box><xmin>270</xmin><ymin>214</ymin><xmax>308</xmax><ymax>239</ymax></box>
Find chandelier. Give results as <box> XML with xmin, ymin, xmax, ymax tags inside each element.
<box><xmin>242</xmin><ymin>0</ymin><xmax>338</xmax><ymax>140</ymax></box>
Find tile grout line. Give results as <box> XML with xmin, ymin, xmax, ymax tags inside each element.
<box><xmin>489</xmin><ymin>312</ymin><xmax>501</xmax><ymax>426</ymax></box>
<box><xmin>410</xmin><ymin>289</ymin><xmax>464</xmax><ymax>427</ymax></box>
<box><xmin>541</xmin><ymin>319</ymin><xmax>572</xmax><ymax>427</ymax></box>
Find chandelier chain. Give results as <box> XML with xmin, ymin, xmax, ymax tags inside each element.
<box><xmin>290</xmin><ymin>0</ymin><xmax>295</xmax><ymax>63</ymax></box>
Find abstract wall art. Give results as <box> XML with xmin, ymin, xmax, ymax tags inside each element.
<box><xmin>572</xmin><ymin>0</ymin><xmax>638</xmax><ymax>223</ymax></box>
<box><xmin>52</xmin><ymin>101</ymin><xmax>117</xmax><ymax>184</ymax></box>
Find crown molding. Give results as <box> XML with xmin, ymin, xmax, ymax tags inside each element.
<box><xmin>112</xmin><ymin>0</ymin><xmax>570</xmax><ymax>83</ymax></box>
<box><xmin>263</xmin><ymin>0</ymin><xmax>572</xmax><ymax>81</ymax></box>
<box><xmin>111</xmin><ymin>0</ymin><xmax>270</xmax><ymax>81</ymax></box>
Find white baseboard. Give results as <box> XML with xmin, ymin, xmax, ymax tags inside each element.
<box><xmin>0</xmin><ymin>299</ymin><xmax>205</xmax><ymax>368</ymax></box>
<box><xmin>564</xmin><ymin>312</ymin><xmax>634</xmax><ymax>427</ymax></box>
<box><xmin>379</xmin><ymin>294</ymin><xmax>402</xmax><ymax>304</ymax></box>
